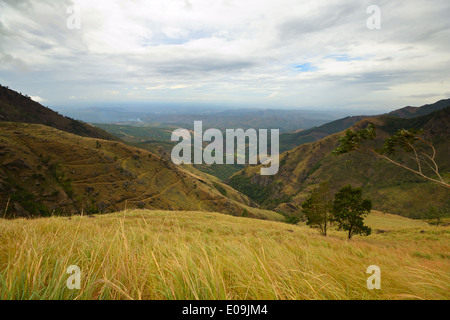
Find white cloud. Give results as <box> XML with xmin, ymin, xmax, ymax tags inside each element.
<box><xmin>146</xmin><ymin>85</ymin><xmax>166</xmax><ymax>90</ymax></box>
<box><xmin>30</xmin><ymin>96</ymin><xmax>45</xmax><ymax>102</ymax></box>
<box><xmin>0</xmin><ymin>0</ymin><xmax>449</xmax><ymax>111</ymax></box>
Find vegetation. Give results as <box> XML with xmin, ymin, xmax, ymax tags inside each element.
<box><xmin>333</xmin><ymin>123</ymin><xmax>449</xmax><ymax>188</ymax></box>
<box><xmin>95</xmin><ymin>123</ymin><xmax>247</xmax><ymax>180</ymax></box>
<box><xmin>332</xmin><ymin>185</ymin><xmax>372</xmax><ymax>240</ymax></box>
<box><xmin>0</xmin><ymin>122</ymin><xmax>282</xmax><ymax>221</ymax></box>
<box><xmin>227</xmin><ymin>174</ymin><xmax>273</xmax><ymax>204</ymax></box>
<box><xmin>227</xmin><ymin>106</ymin><xmax>450</xmax><ymax>218</ymax></box>
<box><xmin>301</xmin><ymin>184</ymin><xmax>373</xmax><ymax>239</ymax></box>
<box><xmin>0</xmin><ymin>84</ymin><xmax>449</xmax><ymax>301</ymax></box>
<box><xmin>426</xmin><ymin>201</ymin><xmax>449</xmax><ymax>226</ymax></box>
<box><xmin>0</xmin><ymin>209</ymin><xmax>448</xmax><ymax>300</ymax></box>
<box><xmin>213</xmin><ymin>182</ymin><xmax>228</xmax><ymax>196</ymax></box>
<box><xmin>279</xmin><ymin>115</ymin><xmax>369</xmax><ymax>152</ymax></box>
<box><xmin>0</xmin><ymin>84</ymin><xmax>115</xmax><ymax>141</ymax></box>
<box><xmin>301</xmin><ymin>182</ymin><xmax>333</xmax><ymax>236</ymax></box>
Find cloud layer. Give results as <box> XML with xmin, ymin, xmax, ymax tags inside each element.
<box><xmin>1</xmin><ymin>0</ymin><xmax>449</xmax><ymax>111</ymax></box>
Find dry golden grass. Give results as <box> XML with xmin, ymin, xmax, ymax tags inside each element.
<box><xmin>0</xmin><ymin>210</ymin><xmax>448</xmax><ymax>300</ymax></box>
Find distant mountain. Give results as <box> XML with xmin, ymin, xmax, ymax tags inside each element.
<box><xmin>279</xmin><ymin>98</ymin><xmax>450</xmax><ymax>152</ymax></box>
<box><xmin>228</xmin><ymin>104</ymin><xmax>450</xmax><ymax>218</ymax></box>
<box><xmin>279</xmin><ymin>115</ymin><xmax>370</xmax><ymax>152</ymax></box>
<box><xmin>61</xmin><ymin>106</ymin><xmax>337</xmax><ymax>132</ymax></box>
<box><xmin>388</xmin><ymin>98</ymin><xmax>450</xmax><ymax>118</ymax></box>
<box><xmin>0</xmin><ymin>84</ymin><xmax>115</xmax><ymax>140</ymax></box>
<box><xmin>0</xmin><ymin>122</ymin><xmax>281</xmax><ymax>220</ymax></box>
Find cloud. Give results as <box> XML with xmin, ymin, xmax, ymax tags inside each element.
<box><xmin>30</xmin><ymin>95</ymin><xmax>45</xmax><ymax>102</ymax></box>
<box><xmin>0</xmin><ymin>0</ymin><xmax>449</xmax><ymax>111</ymax></box>
<box><xmin>146</xmin><ymin>85</ymin><xmax>166</xmax><ymax>90</ymax></box>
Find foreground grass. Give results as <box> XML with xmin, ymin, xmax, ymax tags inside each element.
<box><xmin>0</xmin><ymin>210</ymin><xmax>448</xmax><ymax>300</ymax></box>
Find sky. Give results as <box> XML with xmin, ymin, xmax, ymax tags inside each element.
<box><xmin>0</xmin><ymin>0</ymin><xmax>449</xmax><ymax>113</ymax></box>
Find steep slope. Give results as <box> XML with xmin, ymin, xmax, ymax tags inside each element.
<box><xmin>228</xmin><ymin>106</ymin><xmax>450</xmax><ymax>218</ymax></box>
<box><xmin>0</xmin><ymin>122</ymin><xmax>282</xmax><ymax>220</ymax></box>
<box><xmin>0</xmin><ymin>84</ymin><xmax>115</xmax><ymax>140</ymax></box>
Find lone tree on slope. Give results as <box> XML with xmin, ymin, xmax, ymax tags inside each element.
<box><xmin>301</xmin><ymin>182</ymin><xmax>333</xmax><ymax>236</ymax></box>
<box><xmin>332</xmin><ymin>185</ymin><xmax>372</xmax><ymax>240</ymax></box>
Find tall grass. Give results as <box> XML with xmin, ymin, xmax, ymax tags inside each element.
<box><xmin>0</xmin><ymin>210</ymin><xmax>448</xmax><ymax>300</ymax></box>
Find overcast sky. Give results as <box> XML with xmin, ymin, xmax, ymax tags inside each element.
<box><xmin>0</xmin><ymin>0</ymin><xmax>449</xmax><ymax>112</ymax></box>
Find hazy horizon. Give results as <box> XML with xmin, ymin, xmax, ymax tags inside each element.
<box><xmin>1</xmin><ymin>0</ymin><xmax>449</xmax><ymax>112</ymax></box>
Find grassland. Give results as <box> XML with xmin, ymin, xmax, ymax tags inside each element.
<box><xmin>0</xmin><ymin>209</ymin><xmax>448</xmax><ymax>300</ymax></box>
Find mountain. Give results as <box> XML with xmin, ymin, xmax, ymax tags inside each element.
<box><xmin>62</xmin><ymin>106</ymin><xmax>337</xmax><ymax>132</ymax></box>
<box><xmin>388</xmin><ymin>98</ymin><xmax>450</xmax><ymax>118</ymax></box>
<box><xmin>279</xmin><ymin>115</ymin><xmax>370</xmax><ymax>152</ymax></box>
<box><xmin>0</xmin><ymin>121</ymin><xmax>282</xmax><ymax>220</ymax></box>
<box><xmin>227</xmin><ymin>105</ymin><xmax>450</xmax><ymax>218</ymax></box>
<box><xmin>0</xmin><ymin>84</ymin><xmax>115</xmax><ymax>140</ymax></box>
<box><xmin>279</xmin><ymin>99</ymin><xmax>450</xmax><ymax>152</ymax></box>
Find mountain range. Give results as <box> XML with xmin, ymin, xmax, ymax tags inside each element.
<box><xmin>1</xmin><ymin>83</ymin><xmax>448</xmax><ymax>220</ymax></box>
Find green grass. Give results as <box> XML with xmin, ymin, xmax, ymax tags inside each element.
<box><xmin>0</xmin><ymin>210</ymin><xmax>448</xmax><ymax>300</ymax></box>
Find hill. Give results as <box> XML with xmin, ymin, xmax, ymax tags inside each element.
<box><xmin>94</xmin><ymin>122</ymin><xmax>246</xmax><ymax>181</ymax></box>
<box><xmin>279</xmin><ymin>115</ymin><xmax>369</xmax><ymax>152</ymax></box>
<box><xmin>388</xmin><ymin>98</ymin><xmax>450</xmax><ymax>119</ymax></box>
<box><xmin>279</xmin><ymin>99</ymin><xmax>450</xmax><ymax>152</ymax></box>
<box><xmin>228</xmin><ymin>106</ymin><xmax>450</xmax><ymax>218</ymax></box>
<box><xmin>0</xmin><ymin>84</ymin><xmax>115</xmax><ymax>141</ymax></box>
<box><xmin>0</xmin><ymin>209</ymin><xmax>448</xmax><ymax>299</ymax></box>
<box><xmin>0</xmin><ymin>121</ymin><xmax>282</xmax><ymax>220</ymax></box>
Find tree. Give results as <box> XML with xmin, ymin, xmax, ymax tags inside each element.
<box><xmin>301</xmin><ymin>182</ymin><xmax>333</xmax><ymax>236</ymax></box>
<box><xmin>332</xmin><ymin>185</ymin><xmax>372</xmax><ymax>240</ymax></box>
<box><xmin>427</xmin><ymin>207</ymin><xmax>442</xmax><ymax>226</ymax></box>
<box><xmin>332</xmin><ymin>123</ymin><xmax>449</xmax><ymax>189</ymax></box>
<box><xmin>427</xmin><ymin>200</ymin><xmax>449</xmax><ymax>226</ymax></box>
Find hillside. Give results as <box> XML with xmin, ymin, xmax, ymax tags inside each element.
<box><xmin>388</xmin><ymin>98</ymin><xmax>450</xmax><ymax>119</ymax></box>
<box><xmin>279</xmin><ymin>115</ymin><xmax>369</xmax><ymax>152</ymax></box>
<box><xmin>94</xmin><ymin>122</ymin><xmax>246</xmax><ymax>181</ymax></box>
<box><xmin>0</xmin><ymin>122</ymin><xmax>282</xmax><ymax>220</ymax></box>
<box><xmin>228</xmin><ymin>106</ymin><xmax>450</xmax><ymax>218</ymax></box>
<box><xmin>0</xmin><ymin>209</ymin><xmax>448</xmax><ymax>299</ymax></box>
<box><xmin>279</xmin><ymin>99</ymin><xmax>450</xmax><ymax>152</ymax></box>
<box><xmin>0</xmin><ymin>84</ymin><xmax>115</xmax><ymax>141</ymax></box>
